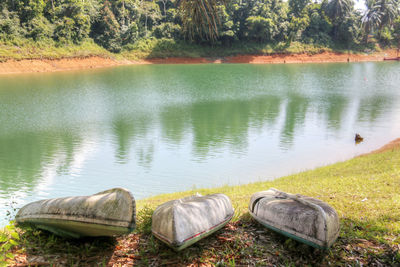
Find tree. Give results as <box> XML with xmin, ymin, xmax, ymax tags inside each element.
<box><xmin>288</xmin><ymin>15</ymin><xmax>310</xmax><ymax>43</ymax></box>
<box><xmin>92</xmin><ymin>0</ymin><xmax>122</xmax><ymax>52</ymax></box>
<box><xmin>377</xmin><ymin>0</ymin><xmax>399</xmax><ymax>29</ymax></box>
<box><xmin>112</xmin><ymin>0</ymin><xmax>141</xmax><ymax>45</ymax></box>
<box><xmin>217</xmin><ymin>4</ymin><xmax>235</xmax><ymax>44</ymax></box>
<box><xmin>16</xmin><ymin>0</ymin><xmax>46</xmax><ymax>23</ymax></box>
<box><xmin>0</xmin><ymin>6</ymin><xmax>23</xmax><ymax>40</ymax></box>
<box><xmin>301</xmin><ymin>4</ymin><xmax>333</xmax><ymax>45</ymax></box>
<box><xmin>240</xmin><ymin>0</ymin><xmax>289</xmax><ymax>42</ymax></box>
<box><xmin>394</xmin><ymin>16</ymin><xmax>400</xmax><ymax>48</ymax></box>
<box><xmin>152</xmin><ymin>22</ymin><xmax>181</xmax><ymax>39</ymax></box>
<box><xmin>246</xmin><ymin>16</ymin><xmax>277</xmax><ymax>42</ymax></box>
<box><xmin>362</xmin><ymin>0</ymin><xmax>382</xmax><ymax>40</ymax></box>
<box><xmin>325</xmin><ymin>0</ymin><xmax>354</xmax><ymax>20</ymax></box>
<box><xmin>362</xmin><ymin>0</ymin><xmax>399</xmax><ymax>42</ymax></box>
<box><xmin>52</xmin><ymin>0</ymin><xmax>92</xmax><ymax>44</ymax></box>
<box><xmin>289</xmin><ymin>0</ymin><xmax>311</xmax><ymax>17</ymax></box>
<box><xmin>158</xmin><ymin>0</ymin><xmax>173</xmax><ymax>18</ymax></box>
<box><xmin>324</xmin><ymin>0</ymin><xmax>354</xmax><ymax>40</ymax></box>
<box><xmin>138</xmin><ymin>0</ymin><xmax>161</xmax><ymax>37</ymax></box>
<box><xmin>336</xmin><ymin>13</ymin><xmax>362</xmax><ymax>46</ymax></box>
<box><xmin>11</xmin><ymin>0</ymin><xmax>54</xmax><ymax>41</ymax></box>
<box><xmin>177</xmin><ymin>0</ymin><xmax>226</xmax><ymax>42</ymax></box>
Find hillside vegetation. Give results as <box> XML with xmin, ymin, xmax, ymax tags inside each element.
<box><xmin>1</xmin><ymin>0</ymin><xmax>399</xmax><ymax>60</ymax></box>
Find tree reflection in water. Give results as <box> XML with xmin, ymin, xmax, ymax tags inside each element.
<box><xmin>0</xmin><ymin>62</ymin><xmax>399</xmax><ymax>225</ymax></box>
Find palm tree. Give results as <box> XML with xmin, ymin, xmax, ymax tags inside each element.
<box><xmin>362</xmin><ymin>0</ymin><xmax>382</xmax><ymax>39</ymax></box>
<box><xmin>362</xmin><ymin>0</ymin><xmax>399</xmax><ymax>41</ymax></box>
<box><xmin>176</xmin><ymin>0</ymin><xmax>225</xmax><ymax>42</ymax></box>
<box><xmin>325</xmin><ymin>0</ymin><xmax>354</xmax><ymax>39</ymax></box>
<box><xmin>378</xmin><ymin>0</ymin><xmax>399</xmax><ymax>28</ymax></box>
<box><xmin>326</xmin><ymin>0</ymin><xmax>353</xmax><ymax>19</ymax></box>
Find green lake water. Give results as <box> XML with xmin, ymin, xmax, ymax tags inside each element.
<box><xmin>0</xmin><ymin>62</ymin><xmax>399</xmax><ymax>225</ymax></box>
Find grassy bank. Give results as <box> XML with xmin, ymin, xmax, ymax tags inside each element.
<box><xmin>120</xmin><ymin>39</ymin><xmax>338</xmax><ymax>60</ymax></box>
<box><xmin>1</xmin><ymin>38</ymin><xmax>372</xmax><ymax>62</ymax></box>
<box><xmin>0</xmin><ymin>39</ymin><xmax>113</xmax><ymax>62</ymax></box>
<box><xmin>1</xmin><ymin>142</ymin><xmax>400</xmax><ymax>266</ymax></box>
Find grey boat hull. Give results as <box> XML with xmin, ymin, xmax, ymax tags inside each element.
<box><xmin>16</xmin><ymin>188</ymin><xmax>136</xmax><ymax>238</ymax></box>
<box><xmin>152</xmin><ymin>194</ymin><xmax>234</xmax><ymax>251</ymax></box>
<box><xmin>249</xmin><ymin>188</ymin><xmax>339</xmax><ymax>249</ymax></box>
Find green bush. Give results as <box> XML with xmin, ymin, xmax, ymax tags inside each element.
<box><xmin>0</xmin><ymin>8</ymin><xmax>23</xmax><ymax>41</ymax></box>
<box><xmin>379</xmin><ymin>27</ymin><xmax>394</xmax><ymax>47</ymax></box>
<box><xmin>246</xmin><ymin>16</ymin><xmax>277</xmax><ymax>42</ymax></box>
<box><xmin>152</xmin><ymin>22</ymin><xmax>181</xmax><ymax>39</ymax></box>
<box><xmin>24</xmin><ymin>16</ymin><xmax>53</xmax><ymax>41</ymax></box>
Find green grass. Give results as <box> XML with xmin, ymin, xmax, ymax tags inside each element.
<box><xmin>1</xmin><ymin>37</ymin><xmax>376</xmax><ymax>62</ymax></box>
<box><xmin>121</xmin><ymin>38</ymin><xmax>335</xmax><ymax>60</ymax></box>
<box><xmin>0</xmin><ymin>39</ymin><xmax>113</xmax><ymax>62</ymax></box>
<box><xmin>138</xmin><ymin>147</ymin><xmax>400</xmax><ymax>231</ymax></box>
<box><xmin>1</xmin><ymin>145</ymin><xmax>400</xmax><ymax>266</ymax></box>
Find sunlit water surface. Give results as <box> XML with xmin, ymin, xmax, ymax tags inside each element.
<box><xmin>0</xmin><ymin>62</ymin><xmax>399</xmax><ymax>225</ymax></box>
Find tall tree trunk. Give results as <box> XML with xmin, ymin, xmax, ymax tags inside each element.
<box><xmin>145</xmin><ymin>15</ymin><xmax>148</xmax><ymax>36</ymax></box>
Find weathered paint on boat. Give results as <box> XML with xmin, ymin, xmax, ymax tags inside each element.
<box><xmin>15</xmin><ymin>188</ymin><xmax>136</xmax><ymax>238</ymax></box>
<box><xmin>249</xmin><ymin>188</ymin><xmax>340</xmax><ymax>249</ymax></box>
<box><xmin>152</xmin><ymin>194</ymin><xmax>234</xmax><ymax>251</ymax></box>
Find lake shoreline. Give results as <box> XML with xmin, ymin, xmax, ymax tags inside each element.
<box><xmin>361</xmin><ymin>138</ymin><xmax>400</xmax><ymax>155</ymax></box>
<box><xmin>2</xmin><ymin>137</ymin><xmax>399</xmax><ymax>266</ymax></box>
<box><xmin>0</xmin><ymin>49</ymin><xmax>398</xmax><ymax>75</ymax></box>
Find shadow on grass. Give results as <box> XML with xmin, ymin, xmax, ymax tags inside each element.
<box><xmin>335</xmin><ymin>217</ymin><xmax>400</xmax><ymax>265</ymax></box>
<box><xmin>129</xmin><ymin>212</ymin><xmax>399</xmax><ymax>266</ymax></box>
<box><xmin>128</xmin><ymin>212</ymin><xmax>331</xmax><ymax>266</ymax></box>
<box><xmin>9</xmin><ymin>212</ymin><xmax>399</xmax><ymax>266</ymax></box>
<box><xmin>12</xmin><ymin>228</ymin><xmax>116</xmax><ymax>266</ymax></box>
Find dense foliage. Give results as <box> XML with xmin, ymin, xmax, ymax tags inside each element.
<box><xmin>0</xmin><ymin>0</ymin><xmax>399</xmax><ymax>53</ymax></box>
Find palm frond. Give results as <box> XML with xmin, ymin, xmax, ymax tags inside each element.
<box><xmin>177</xmin><ymin>0</ymin><xmax>226</xmax><ymax>42</ymax></box>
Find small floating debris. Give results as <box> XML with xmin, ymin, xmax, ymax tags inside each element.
<box><xmin>16</xmin><ymin>188</ymin><xmax>136</xmax><ymax>238</ymax></box>
<box><xmin>249</xmin><ymin>188</ymin><xmax>340</xmax><ymax>249</ymax></box>
<box><xmin>152</xmin><ymin>193</ymin><xmax>234</xmax><ymax>251</ymax></box>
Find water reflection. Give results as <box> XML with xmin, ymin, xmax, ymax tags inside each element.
<box><xmin>160</xmin><ymin>106</ymin><xmax>190</xmax><ymax>145</ymax></box>
<box><xmin>0</xmin><ymin>131</ymin><xmax>85</xmax><ymax>219</ymax></box>
<box><xmin>280</xmin><ymin>94</ymin><xmax>309</xmax><ymax>148</ymax></box>
<box><xmin>191</xmin><ymin>99</ymin><xmax>251</xmax><ymax>156</ymax></box>
<box><xmin>0</xmin><ymin>62</ymin><xmax>399</xmax><ymax>225</ymax></box>
<box><xmin>357</xmin><ymin>96</ymin><xmax>391</xmax><ymax>123</ymax></box>
<box><xmin>112</xmin><ymin>115</ymin><xmax>154</xmax><ymax>165</ymax></box>
<box><xmin>320</xmin><ymin>95</ymin><xmax>349</xmax><ymax>131</ymax></box>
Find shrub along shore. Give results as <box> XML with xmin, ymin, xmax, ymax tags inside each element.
<box><xmin>1</xmin><ymin>139</ymin><xmax>399</xmax><ymax>266</ymax></box>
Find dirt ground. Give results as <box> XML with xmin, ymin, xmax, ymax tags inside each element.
<box><xmin>225</xmin><ymin>50</ymin><xmax>398</xmax><ymax>64</ymax></box>
<box><xmin>0</xmin><ymin>49</ymin><xmax>398</xmax><ymax>74</ymax></box>
<box><xmin>0</xmin><ymin>56</ymin><xmax>124</xmax><ymax>74</ymax></box>
<box><xmin>362</xmin><ymin>138</ymin><xmax>400</xmax><ymax>156</ymax></box>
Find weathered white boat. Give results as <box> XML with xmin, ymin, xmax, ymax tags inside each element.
<box><xmin>152</xmin><ymin>193</ymin><xmax>234</xmax><ymax>251</ymax></box>
<box><xmin>16</xmin><ymin>188</ymin><xmax>136</xmax><ymax>238</ymax></box>
<box><xmin>249</xmin><ymin>188</ymin><xmax>340</xmax><ymax>249</ymax></box>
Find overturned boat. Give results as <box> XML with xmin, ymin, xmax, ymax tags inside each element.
<box><xmin>152</xmin><ymin>193</ymin><xmax>234</xmax><ymax>251</ymax></box>
<box><xmin>249</xmin><ymin>188</ymin><xmax>339</xmax><ymax>249</ymax></box>
<box><xmin>16</xmin><ymin>188</ymin><xmax>136</xmax><ymax>238</ymax></box>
